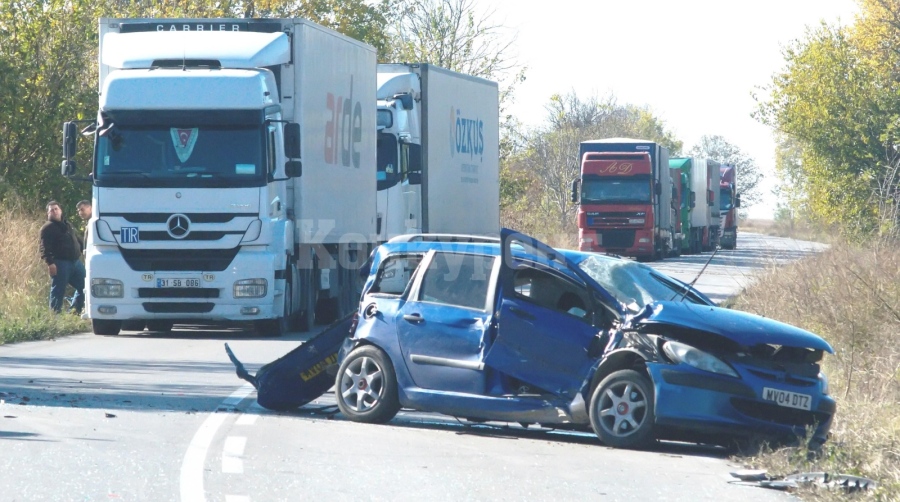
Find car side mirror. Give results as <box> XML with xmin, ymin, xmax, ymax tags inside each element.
<box><xmin>284</xmin><ymin>122</ymin><xmax>301</xmax><ymax>159</ymax></box>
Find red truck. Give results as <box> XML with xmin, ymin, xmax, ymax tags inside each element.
<box><xmin>571</xmin><ymin>139</ymin><xmax>674</xmax><ymax>261</ymax></box>
<box><xmin>719</xmin><ymin>164</ymin><xmax>740</xmax><ymax>249</ymax></box>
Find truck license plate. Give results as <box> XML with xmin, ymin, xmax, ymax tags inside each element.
<box><xmin>762</xmin><ymin>387</ymin><xmax>811</xmax><ymax>411</ymax></box>
<box><xmin>156</xmin><ymin>278</ymin><xmax>200</xmax><ymax>288</ymax></box>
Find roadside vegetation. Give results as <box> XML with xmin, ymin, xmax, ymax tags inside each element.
<box><xmin>0</xmin><ymin>200</ymin><xmax>88</xmax><ymax>345</ymax></box>
<box><xmin>730</xmin><ymin>237</ymin><xmax>900</xmax><ymax>499</ymax></box>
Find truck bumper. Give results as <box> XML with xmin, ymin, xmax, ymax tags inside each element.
<box><xmin>86</xmin><ymin>245</ymin><xmax>283</xmax><ymax>322</ymax></box>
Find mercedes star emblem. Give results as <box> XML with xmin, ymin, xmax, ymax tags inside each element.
<box><xmin>166</xmin><ymin>214</ymin><xmax>191</xmax><ymax>239</ymax></box>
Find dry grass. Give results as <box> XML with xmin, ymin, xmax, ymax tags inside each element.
<box><xmin>0</xmin><ymin>200</ymin><xmax>88</xmax><ymax>344</ymax></box>
<box><xmin>731</xmin><ymin>239</ymin><xmax>900</xmax><ymax>499</ymax></box>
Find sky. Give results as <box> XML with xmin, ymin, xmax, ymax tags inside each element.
<box><xmin>476</xmin><ymin>0</ymin><xmax>860</xmax><ymax>219</ymax></box>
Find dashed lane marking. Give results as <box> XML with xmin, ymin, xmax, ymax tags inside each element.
<box><xmin>222</xmin><ymin>436</ymin><xmax>247</xmax><ymax>474</ymax></box>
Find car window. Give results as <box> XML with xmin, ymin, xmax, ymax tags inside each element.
<box><xmin>418</xmin><ymin>252</ymin><xmax>495</xmax><ymax>310</ymax></box>
<box><xmin>370</xmin><ymin>254</ymin><xmax>423</xmax><ymax>296</ymax></box>
<box><xmin>513</xmin><ymin>266</ymin><xmax>590</xmax><ymax>320</ymax></box>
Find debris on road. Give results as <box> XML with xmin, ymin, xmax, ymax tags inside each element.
<box><xmin>730</xmin><ymin>470</ymin><xmax>878</xmax><ymax>493</ymax></box>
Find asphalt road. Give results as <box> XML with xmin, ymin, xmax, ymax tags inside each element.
<box><xmin>0</xmin><ymin>231</ymin><xmax>825</xmax><ymax>501</ymax></box>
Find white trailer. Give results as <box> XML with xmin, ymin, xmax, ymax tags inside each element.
<box><xmin>375</xmin><ymin>63</ymin><xmax>500</xmax><ymax>239</ymax></box>
<box><xmin>62</xmin><ymin>18</ymin><xmax>376</xmax><ymax>336</ymax></box>
<box><xmin>687</xmin><ymin>157</ymin><xmax>721</xmax><ymax>252</ymax></box>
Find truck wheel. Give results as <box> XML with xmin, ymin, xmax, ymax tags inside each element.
<box><xmin>255</xmin><ymin>287</ymin><xmax>291</xmax><ymax>337</ymax></box>
<box><xmin>336</xmin><ymin>346</ymin><xmax>400</xmax><ymax>424</ymax></box>
<box><xmin>590</xmin><ymin>369</ymin><xmax>656</xmax><ymax>449</ymax></box>
<box><xmin>92</xmin><ymin>319</ymin><xmax>121</xmax><ymax>336</ymax></box>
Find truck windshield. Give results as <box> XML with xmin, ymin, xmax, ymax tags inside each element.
<box><xmin>720</xmin><ymin>189</ymin><xmax>733</xmax><ymax>210</ymax></box>
<box><xmin>95</xmin><ymin>124</ymin><xmax>266</xmax><ymax>188</ymax></box>
<box><xmin>581</xmin><ymin>176</ymin><xmax>651</xmax><ymax>204</ymax></box>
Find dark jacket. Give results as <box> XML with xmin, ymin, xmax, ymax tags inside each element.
<box><xmin>40</xmin><ymin>219</ymin><xmax>83</xmax><ymax>265</ymax></box>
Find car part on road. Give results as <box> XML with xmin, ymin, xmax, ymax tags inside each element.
<box><xmin>225</xmin><ymin>313</ymin><xmax>354</xmax><ymax>411</ymax></box>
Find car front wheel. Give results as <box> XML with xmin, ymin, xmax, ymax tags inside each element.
<box><xmin>590</xmin><ymin>369</ymin><xmax>656</xmax><ymax>449</ymax></box>
<box><xmin>336</xmin><ymin>345</ymin><xmax>400</xmax><ymax>424</ymax></box>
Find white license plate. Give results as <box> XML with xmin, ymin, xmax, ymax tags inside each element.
<box><xmin>762</xmin><ymin>387</ymin><xmax>812</xmax><ymax>411</ymax></box>
<box><xmin>156</xmin><ymin>278</ymin><xmax>200</xmax><ymax>288</ymax></box>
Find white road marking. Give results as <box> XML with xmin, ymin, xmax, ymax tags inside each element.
<box><xmin>225</xmin><ymin>496</ymin><xmax>251</xmax><ymax>502</ymax></box>
<box><xmin>236</xmin><ymin>414</ymin><xmax>259</xmax><ymax>426</ymax></box>
<box><xmin>222</xmin><ymin>436</ymin><xmax>247</xmax><ymax>474</ymax></box>
<box><xmin>180</xmin><ymin>384</ymin><xmax>254</xmax><ymax>502</ymax></box>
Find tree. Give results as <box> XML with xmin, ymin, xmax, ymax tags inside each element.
<box><xmin>756</xmin><ymin>2</ymin><xmax>900</xmax><ymax>236</ymax></box>
<box><xmin>687</xmin><ymin>135</ymin><xmax>764</xmax><ymax>208</ymax></box>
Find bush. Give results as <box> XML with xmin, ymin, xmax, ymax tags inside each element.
<box><xmin>731</xmin><ymin>239</ymin><xmax>900</xmax><ymax>499</ymax></box>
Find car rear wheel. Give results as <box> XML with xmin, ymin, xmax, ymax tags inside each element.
<box><xmin>336</xmin><ymin>346</ymin><xmax>400</xmax><ymax>424</ymax></box>
<box><xmin>590</xmin><ymin>369</ymin><xmax>656</xmax><ymax>449</ymax></box>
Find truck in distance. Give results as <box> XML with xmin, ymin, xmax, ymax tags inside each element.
<box><xmin>719</xmin><ymin>164</ymin><xmax>740</xmax><ymax>249</ymax></box>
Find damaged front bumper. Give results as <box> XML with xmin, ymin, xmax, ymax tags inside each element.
<box><xmin>646</xmin><ymin>362</ymin><xmax>835</xmax><ymax>447</ymax></box>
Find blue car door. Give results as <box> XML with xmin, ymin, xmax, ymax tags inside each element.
<box><xmin>483</xmin><ymin>229</ymin><xmax>606</xmax><ymax>398</ymax></box>
<box><xmin>395</xmin><ymin>250</ymin><xmax>498</xmax><ymax>395</ymax></box>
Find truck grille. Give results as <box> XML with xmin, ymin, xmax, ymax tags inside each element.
<box><xmin>587</xmin><ymin>212</ymin><xmax>645</xmax><ymax>227</ymax></box>
<box><xmin>121</xmin><ymin>248</ymin><xmax>240</xmax><ymax>271</ymax></box>
<box><xmin>105</xmin><ymin>212</ymin><xmax>254</xmax><ymax>223</ymax></box>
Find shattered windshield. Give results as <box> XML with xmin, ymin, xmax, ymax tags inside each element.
<box><xmin>575</xmin><ymin>255</ymin><xmax>711</xmax><ymax>312</ymax></box>
<box><xmin>95</xmin><ymin>122</ymin><xmax>266</xmax><ymax>188</ymax></box>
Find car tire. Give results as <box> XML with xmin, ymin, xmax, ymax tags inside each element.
<box><xmin>589</xmin><ymin>369</ymin><xmax>656</xmax><ymax>449</ymax></box>
<box><xmin>336</xmin><ymin>345</ymin><xmax>400</xmax><ymax>424</ymax></box>
<box><xmin>92</xmin><ymin>319</ymin><xmax>121</xmax><ymax>336</ymax></box>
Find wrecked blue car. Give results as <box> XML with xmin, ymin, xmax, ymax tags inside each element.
<box><xmin>335</xmin><ymin>229</ymin><xmax>835</xmax><ymax>449</ymax></box>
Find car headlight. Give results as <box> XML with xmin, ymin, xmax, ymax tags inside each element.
<box><xmin>663</xmin><ymin>340</ymin><xmax>738</xmax><ymax>378</ymax></box>
<box><xmin>91</xmin><ymin>278</ymin><xmax>123</xmax><ymax>298</ymax></box>
<box><xmin>234</xmin><ymin>279</ymin><xmax>267</xmax><ymax>298</ymax></box>
<box><xmin>819</xmin><ymin>372</ymin><xmax>830</xmax><ymax>395</ymax></box>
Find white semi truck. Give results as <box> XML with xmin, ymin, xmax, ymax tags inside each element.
<box><xmin>62</xmin><ymin>18</ymin><xmax>376</xmax><ymax>336</ymax></box>
<box><xmin>375</xmin><ymin>63</ymin><xmax>500</xmax><ymax>239</ymax></box>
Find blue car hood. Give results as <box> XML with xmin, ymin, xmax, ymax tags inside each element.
<box><xmin>633</xmin><ymin>302</ymin><xmax>834</xmax><ymax>353</ymax></box>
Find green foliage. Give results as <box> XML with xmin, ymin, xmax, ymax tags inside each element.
<box><xmin>758</xmin><ymin>4</ymin><xmax>900</xmax><ymax>236</ymax></box>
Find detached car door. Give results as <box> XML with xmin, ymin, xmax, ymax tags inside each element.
<box><xmin>395</xmin><ymin>250</ymin><xmax>498</xmax><ymax>395</ymax></box>
<box><xmin>483</xmin><ymin>230</ymin><xmax>605</xmax><ymax>399</ymax></box>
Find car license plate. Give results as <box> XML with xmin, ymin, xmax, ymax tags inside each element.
<box><xmin>156</xmin><ymin>278</ymin><xmax>200</xmax><ymax>288</ymax></box>
<box><xmin>762</xmin><ymin>387</ymin><xmax>812</xmax><ymax>411</ymax></box>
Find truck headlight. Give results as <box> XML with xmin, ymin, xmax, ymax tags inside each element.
<box><xmin>663</xmin><ymin>340</ymin><xmax>738</xmax><ymax>378</ymax></box>
<box><xmin>628</xmin><ymin>218</ymin><xmax>645</xmax><ymax>225</ymax></box>
<box><xmin>234</xmin><ymin>279</ymin><xmax>267</xmax><ymax>298</ymax></box>
<box><xmin>91</xmin><ymin>278</ymin><xmax>123</xmax><ymax>298</ymax></box>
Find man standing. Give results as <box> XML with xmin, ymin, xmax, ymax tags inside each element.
<box><xmin>39</xmin><ymin>201</ymin><xmax>85</xmax><ymax>313</ymax></box>
<box><xmin>76</xmin><ymin>199</ymin><xmax>92</xmax><ymax>250</ymax></box>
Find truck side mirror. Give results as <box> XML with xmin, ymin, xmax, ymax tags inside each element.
<box><xmin>284</xmin><ymin>122</ymin><xmax>301</xmax><ymax>159</ymax></box>
<box><xmin>571</xmin><ymin>178</ymin><xmax>581</xmax><ymax>203</ymax></box>
<box><xmin>735</xmin><ymin>194</ymin><xmax>741</xmax><ymax>208</ymax></box>
<box><xmin>655</xmin><ymin>181</ymin><xmax>662</xmax><ymax>196</ymax></box>
<box><xmin>62</xmin><ymin>122</ymin><xmax>77</xmax><ymax>176</ymax></box>
<box><xmin>285</xmin><ymin>160</ymin><xmax>302</xmax><ymax>178</ymax></box>
<box><xmin>394</xmin><ymin>93</ymin><xmax>414</xmax><ymax>111</ymax></box>
<box><xmin>690</xmin><ymin>191</ymin><xmax>696</xmax><ymax>209</ymax></box>
<box><xmin>708</xmin><ymin>190</ymin><xmax>714</xmax><ymax>206</ymax></box>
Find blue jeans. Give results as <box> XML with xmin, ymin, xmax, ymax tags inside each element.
<box><xmin>49</xmin><ymin>259</ymin><xmax>85</xmax><ymax>314</ymax></box>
